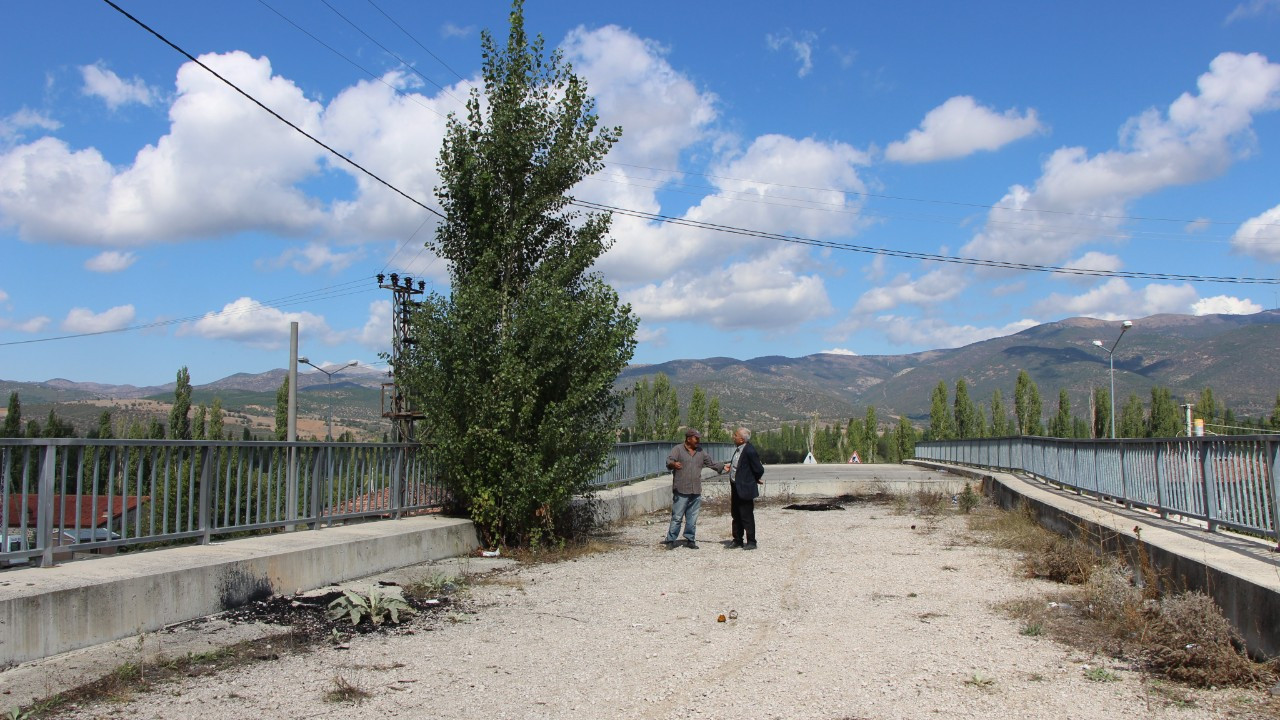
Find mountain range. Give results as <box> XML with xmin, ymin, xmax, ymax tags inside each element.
<box><xmin>2</xmin><ymin>311</ymin><xmax>1277</xmax><ymax>435</ymax></box>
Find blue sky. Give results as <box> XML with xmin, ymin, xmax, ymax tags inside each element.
<box><xmin>2</xmin><ymin>0</ymin><xmax>1280</xmax><ymax>386</ymax></box>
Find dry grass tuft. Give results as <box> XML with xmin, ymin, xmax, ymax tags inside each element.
<box><xmin>975</xmin><ymin>502</ymin><xmax>1277</xmax><ymax>693</ymax></box>
<box><xmin>1145</xmin><ymin>592</ymin><xmax>1274</xmax><ymax>689</ymax></box>
<box><xmin>324</xmin><ymin>674</ymin><xmax>371</xmax><ymax>704</ymax></box>
<box><xmin>505</xmin><ymin>538</ymin><xmax>618</xmax><ymax>565</ymax></box>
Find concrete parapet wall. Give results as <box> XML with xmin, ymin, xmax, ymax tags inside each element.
<box><xmin>910</xmin><ymin>460</ymin><xmax>1280</xmax><ymax>661</ymax></box>
<box><xmin>0</xmin><ymin>516</ymin><xmax>478</xmax><ymax>665</ymax></box>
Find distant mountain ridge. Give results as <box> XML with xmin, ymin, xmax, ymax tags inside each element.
<box><xmin>3</xmin><ymin>311</ymin><xmax>1277</xmax><ymax>429</ymax></box>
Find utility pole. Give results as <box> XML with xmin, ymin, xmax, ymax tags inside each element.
<box><xmin>377</xmin><ymin>273</ymin><xmax>426</xmax><ymax>442</ymax></box>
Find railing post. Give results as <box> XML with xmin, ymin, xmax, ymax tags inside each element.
<box><xmin>1268</xmin><ymin>440</ymin><xmax>1280</xmax><ymax>550</ymax></box>
<box><xmin>1119</xmin><ymin>441</ymin><xmax>1131</xmax><ymax>509</ymax></box>
<box><xmin>309</xmin><ymin>449</ymin><xmax>325</xmax><ymax>530</ymax></box>
<box><xmin>37</xmin><ymin>444</ymin><xmax>56</xmax><ymax>568</ymax></box>
<box><xmin>285</xmin><ymin>444</ymin><xmax>298</xmax><ymax>531</ymax></box>
<box><xmin>1155</xmin><ymin>442</ymin><xmax>1168</xmax><ymax>519</ymax></box>
<box><xmin>391</xmin><ymin>446</ymin><xmax>404</xmax><ymax>520</ymax></box>
<box><xmin>198</xmin><ymin>446</ymin><xmax>212</xmax><ymax>545</ymax></box>
<box><xmin>1201</xmin><ymin>440</ymin><xmax>1219</xmax><ymax>533</ymax></box>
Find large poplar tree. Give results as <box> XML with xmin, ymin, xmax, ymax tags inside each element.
<box><xmin>402</xmin><ymin>1</ymin><xmax>637</xmax><ymax>546</ymax></box>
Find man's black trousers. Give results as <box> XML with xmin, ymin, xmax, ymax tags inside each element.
<box><xmin>730</xmin><ymin>485</ymin><xmax>756</xmax><ymax>544</ymax></box>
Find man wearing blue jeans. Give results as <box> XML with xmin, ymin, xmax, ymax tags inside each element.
<box><xmin>664</xmin><ymin>428</ymin><xmax>723</xmax><ymax>549</ymax></box>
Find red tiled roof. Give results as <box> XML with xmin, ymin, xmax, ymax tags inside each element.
<box><xmin>3</xmin><ymin>495</ymin><xmax>146</xmax><ymax>529</ymax></box>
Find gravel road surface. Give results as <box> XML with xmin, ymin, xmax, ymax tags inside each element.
<box><xmin>56</xmin><ymin>499</ymin><xmax>1262</xmax><ymax>719</ymax></box>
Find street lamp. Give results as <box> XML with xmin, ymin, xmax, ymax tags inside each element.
<box><xmin>1091</xmin><ymin>320</ymin><xmax>1133</xmax><ymax>439</ymax></box>
<box><xmin>298</xmin><ymin>357</ymin><xmax>359</xmax><ymax>441</ymax></box>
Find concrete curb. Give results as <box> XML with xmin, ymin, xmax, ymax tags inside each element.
<box><xmin>909</xmin><ymin>460</ymin><xmax>1280</xmax><ymax>660</ymax></box>
<box><xmin>1</xmin><ymin>515</ymin><xmax>478</xmax><ymax>666</ymax></box>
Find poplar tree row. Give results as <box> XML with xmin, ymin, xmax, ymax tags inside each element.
<box><xmin>628</xmin><ymin>373</ymin><xmax>727</xmax><ymax>441</ymax></box>
<box><xmin>926</xmin><ymin>373</ymin><xmax>1280</xmax><ymax>440</ymax></box>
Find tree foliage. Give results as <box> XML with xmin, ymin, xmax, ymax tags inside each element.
<box><xmin>401</xmin><ymin>2</ymin><xmax>636</xmax><ymax>546</ymax></box>
<box><xmin>2</xmin><ymin>392</ymin><xmax>20</xmax><ymax>438</ymax></box>
<box><xmin>989</xmin><ymin>389</ymin><xmax>1010</xmax><ymax>436</ymax></box>
<box><xmin>1093</xmin><ymin>386</ymin><xmax>1111</xmax><ymax>439</ymax></box>
<box><xmin>169</xmin><ymin>366</ymin><xmax>192</xmax><ymax>440</ymax></box>
<box><xmin>928</xmin><ymin>381</ymin><xmax>952</xmax><ymax>440</ymax></box>
<box><xmin>1147</xmin><ymin>386</ymin><xmax>1181</xmax><ymax>438</ymax></box>
<box><xmin>1049</xmin><ymin>389</ymin><xmax>1072</xmax><ymax>438</ymax></box>
<box><xmin>1014</xmin><ymin>371</ymin><xmax>1043</xmax><ymax>435</ymax></box>
<box><xmin>274</xmin><ymin>376</ymin><xmax>290</xmax><ymax>441</ymax></box>
<box><xmin>953</xmin><ymin>378</ymin><xmax>979</xmax><ymax>438</ymax></box>
<box><xmin>706</xmin><ymin>397</ymin><xmax>725</xmax><ymax>441</ymax></box>
<box><xmin>686</xmin><ymin>386</ymin><xmax>707</xmax><ymax>438</ymax></box>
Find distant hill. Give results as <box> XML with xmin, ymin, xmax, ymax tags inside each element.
<box><xmin>616</xmin><ymin>310</ymin><xmax>1280</xmax><ymax>427</ymax></box>
<box><xmin>2</xmin><ymin>311</ymin><xmax>1277</xmax><ymax>434</ymax></box>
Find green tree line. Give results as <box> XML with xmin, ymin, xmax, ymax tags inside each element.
<box><xmin>925</xmin><ymin>372</ymin><xmax>1280</xmax><ymax>440</ymax></box>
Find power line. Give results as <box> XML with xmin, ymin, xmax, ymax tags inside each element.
<box><xmin>318</xmin><ymin>0</ymin><xmax>468</xmax><ymax>108</ymax></box>
<box><xmin>364</xmin><ymin>0</ymin><xmax>473</xmax><ymax>88</ymax></box>
<box><xmin>585</xmin><ymin>171</ymin><xmax>1277</xmax><ymax>247</ymax></box>
<box><xmin>604</xmin><ymin>159</ymin><xmax>1280</xmax><ymax>229</ymax></box>
<box><xmin>0</xmin><ymin>278</ymin><xmax>379</xmax><ymax>348</ymax></box>
<box><xmin>101</xmin><ymin>0</ymin><xmax>444</xmax><ymax>221</ymax></box>
<box><xmin>572</xmin><ymin>199</ymin><xmax>1280</xmax><ymax>285</ymax></box>
<box><xmin>255</xmin><ymin>0</ymin><xmax>449</xmax><ymax>120</ymax></box>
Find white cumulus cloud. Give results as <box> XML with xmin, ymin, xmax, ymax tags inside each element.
<box><xmin>63</xmin><ymin>305</ymin><xmax>136</xmax><ymax>333</ymax></box>
<box><xmin>1230</xmin><ymin>203</ymin><xmax>1280</xmax><ymax>262</ymax></box>
<box><xmin>820</xmin><ymin>348</ymin><xmax>858</xmax><ymax>356</ymax></box>
<box><xmin>963</xmin><ymin>52</ymin><xmax>1280</xmax><ymax>268</ymax></box>
<box><xmin>80</xmin><ymin>64</ymin><xmax>156</xmax><ymax>109</ymax></box>
<box><xmin>884</xmin><ymin>96</ymin><xmax>1043</xmax><ymax>163</ymax></box>
<box><xmin>1033</xmin><ymin>278</ymin><xmax>1198</xmax><ymax>320</ymax></box>
<box><xmin>357</xmin><ymin>299</ymin><xmax>391</xmax><ymax>350</ymax></box>
<box><xmin>179</xmin><ymin>296</ymin><xmax>338</xmax><ymax>349</ymax></box>
<box><xmin>1191</xmin><ymin>295</ymin><xmax>1263</xmax><ymax>315</ymax></box>
<box><xmin>875</xmin><ymin>315</ymin><xmax>1039</xmax><ymax>350</ymax></box>
<box><xmin>624</xmin><ymin>246</ymin><xmax>831</xmax><ymax>330</ymax></box>
<box><xmin>84</xmin><ymin>250</ymin><xmax>137</xmax><ymax>273</ymax></box>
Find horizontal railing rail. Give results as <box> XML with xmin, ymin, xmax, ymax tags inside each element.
<box><xmin>594</xmin><ymin>441</ymin><xmax>734</xmax><ymax>486</ymax></box>
<box><xmin>2</xmin><ymin>438</ymin><xmax>446</xmax><ymax>568</ymax></box>
<box><xmin>2</xmin><ymin>437</ymin><xmax>737</xmax><ymax>568</ymax></box>
<box><xmin>914</xmin><ymin>435</ymin><xmax>1280</xmax><ymax>546</ymax></box>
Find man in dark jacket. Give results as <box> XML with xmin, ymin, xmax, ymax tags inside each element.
<box><xmin>725</xmin><ymin>426</ymin><xmax>765</xmax><ymax>549</ymax></box>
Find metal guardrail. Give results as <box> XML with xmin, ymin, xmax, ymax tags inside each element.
<box><xmin>1</xmin><ymin>437</ymin><xmax>732</xmax><ymax>568</ymax></box>
<box><xmin>2</xmin><ymin>438</ymin><xmax>446</xmax><ymax>568</ymax></box>
<box><xmin>914</xmin><ymin>435</ymin><xmax>1280</xmax><ymax>545</ymax></box>
<box><xmin>593</xmin><ymin>441</ymin><xmax>734</xmax><ymax>486</ymax></box>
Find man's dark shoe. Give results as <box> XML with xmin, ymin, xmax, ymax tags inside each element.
<box><xmin>685</xmin><ymin>540</ymin><xmax>700</xmax><ymax>550</ymax></box>
<box><xmin>727</xmin><ymin>540</ymin><xmax>744</xmax><ymax>549</ymax></box>
<box><xmin>661</xmin><ymin>540</ymin><xmax>676</xmax><ymax>550</ymax></box>
<box><xmin>743</xmin><ymin>541</ymin><xmax>758</xmax><ymax>550</ymax></box>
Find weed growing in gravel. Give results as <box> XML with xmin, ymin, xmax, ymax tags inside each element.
<box><xmin>916</xmin><ymin>489</ymin><xmax>946</xmax><ymax>516</ymax></box>
<box><xmin>324</xmin><ymin>675</ymin><xmax>371</xmax><ymax>704</ymax></box>
<box><xmin>402</xmin><ymin>572</ymin><xmax>463</xmax><ymax>601</ymax></box>
<box><xmin>963</xmin><ymin>673</ymin><xmax>995</xmax><ymax>689</ymax></box>
<box><xmin>1085</xmin><ymin>666</ymin><xmax>1120</xmax><ymax>682</ymax></box>
<box><xmin>1020</xmin><ymin>622</ymin><xmax>1043</xmax><ymax>636</ymax></box>
<box><xmin>957</xmin><ymin>483</ymin><xmax>981</xmax><ymax>513</ymax></box>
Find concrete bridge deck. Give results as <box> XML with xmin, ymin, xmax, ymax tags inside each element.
<box><xmin>2</xmin><ymin>462</ymin><xmax>1278</xmax><ymax>715</ymax></box>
